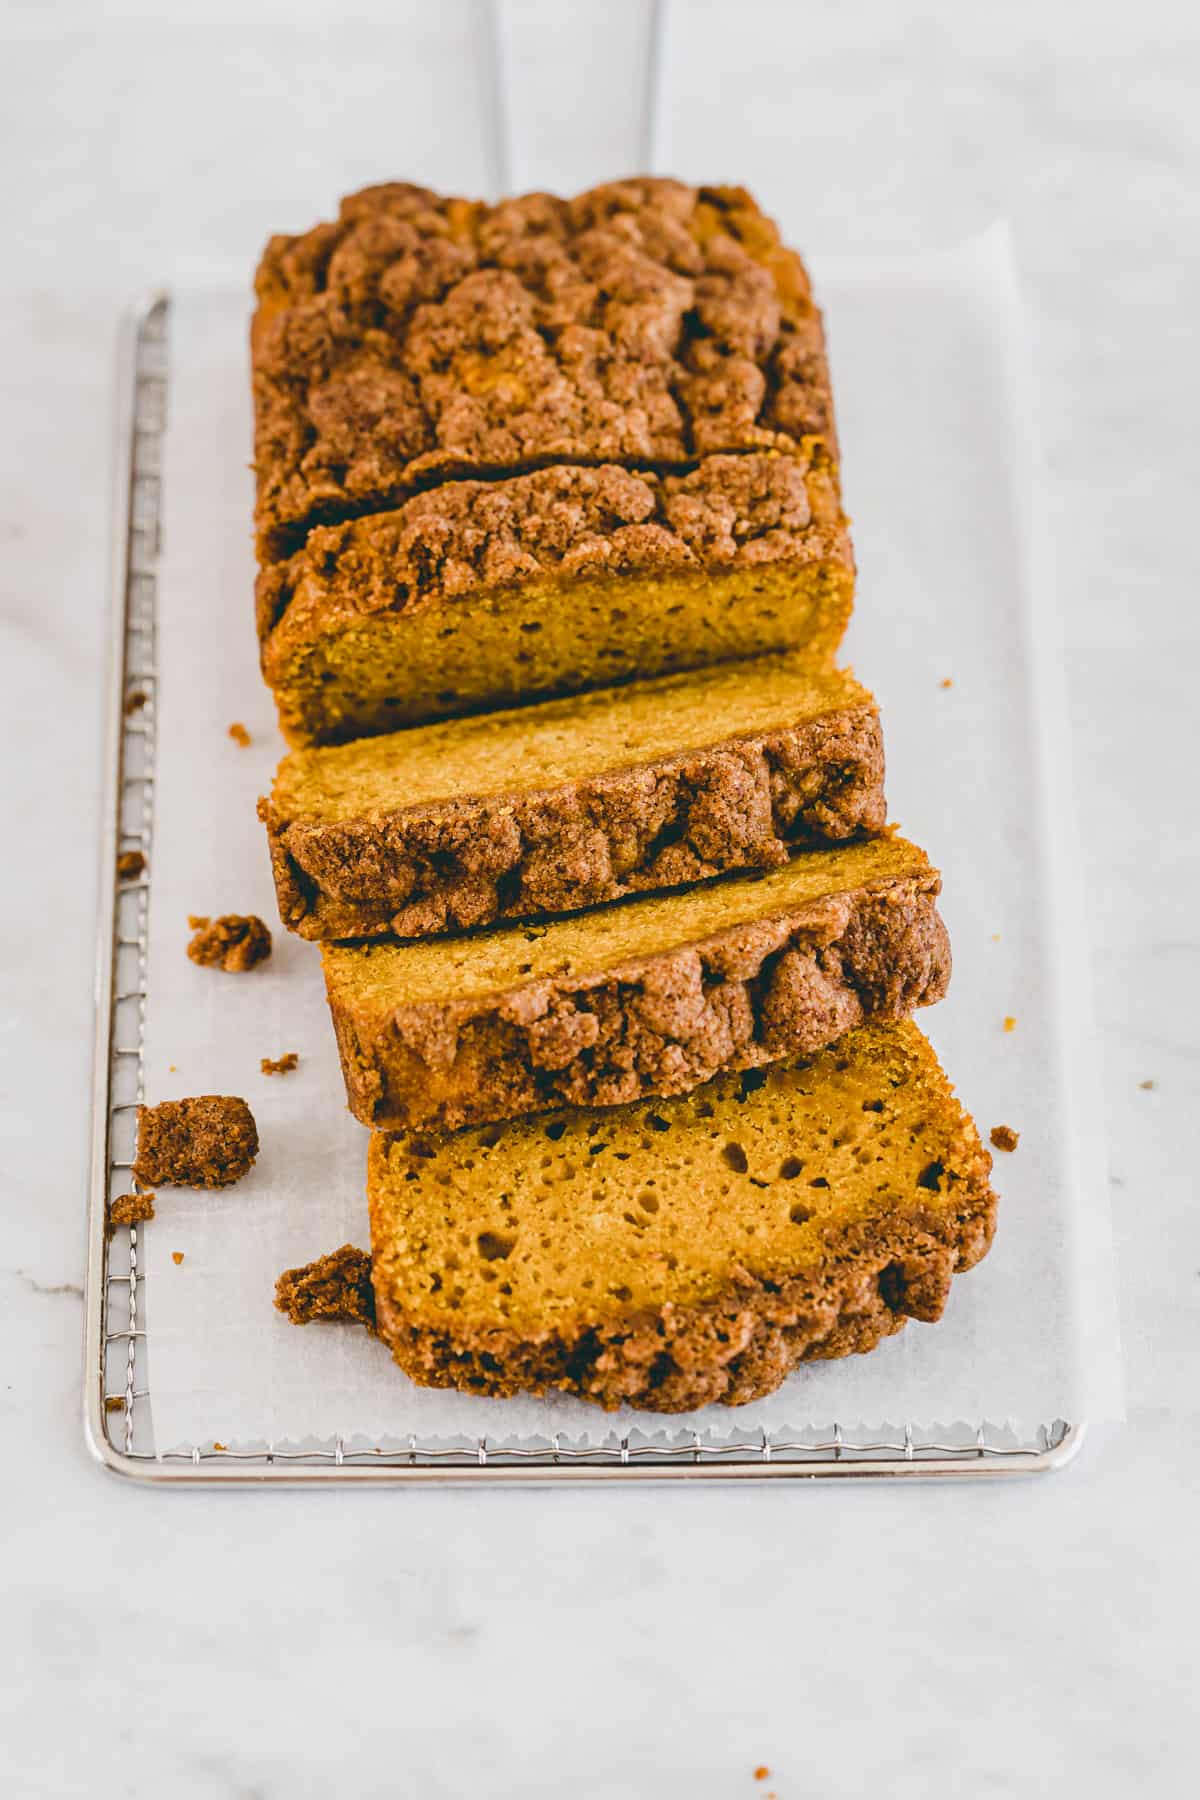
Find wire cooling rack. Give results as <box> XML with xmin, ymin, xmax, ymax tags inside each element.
<box><xmin>82</xmin><ymin>293</ymin><xmax>1083</xmax><ymax>1485</ymax></box>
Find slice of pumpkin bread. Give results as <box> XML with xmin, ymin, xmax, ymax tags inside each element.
<box><xmin>252</xmin><ymin>178</ymin><xmax>837</xmax><ymax>558</ymax></box>
<box><xmin>367</xmin><ymin>1021</ymin><xmax>996</xmax><ymax>1412</ymax></box>
<box><xmin>258</xmin><ymin>449</ymin><xmax>853</xmax><ymax>745</ymax></box>
<box><xmin>260</xmin><ymin>657</ymin><xmax>885</xmax><ymax>941</ymax></box>
<box><xmin>322</xmin><ymin>835</ymin><xmax>948</xmax><ymax>1132</ymax></box>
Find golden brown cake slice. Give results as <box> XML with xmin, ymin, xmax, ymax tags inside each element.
<box><xmin>252</xmin><ymin>178</ymin><xmax>837</xmax><ymax>557</ymax></box>
<box><xmin>257</xmin><ymin>449</ymin><xmax>853</xmax><ymax>745</ymax></box>
<box><xmin>260</xmin><ymin>657</ymin><xmax>885</xmax><ymax>941</ymax></box>
<box><xmin>322</xmin><ymin>835</ymin><xmax>949</xmax><ymax>1131</ymax></box>
<box><xmin>367</xmin><ymin>1021</ymin><xmax>996</xmax><ymax>1412</ymax></box>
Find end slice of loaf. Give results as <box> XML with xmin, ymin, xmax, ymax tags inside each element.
<box><xmin>260</xmin><ymin>657</ymin><xmax>885</xmax><ymax>941</ymax></box>
<box><xmin>323</xmin><ymin>834</ymin><xmax>949</xmax><ymax>1131</ymax></box>
<box><xmin>368</xmin><ymin>1021</ymin><xmax>997</xmax><ymax>1412</ymax></box>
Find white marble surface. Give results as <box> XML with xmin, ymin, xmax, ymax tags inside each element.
<box><xmin>1</xmin><ymin>2</ymin><xmax>1197</xmax><ymax>1793</ymax></box>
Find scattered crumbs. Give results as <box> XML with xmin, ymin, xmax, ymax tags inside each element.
<box><xmin>990</xmin><ymin>1124</ymin><xmax>1020</xmax><ymax>1152</ymax></box>
<box><xmin>172</xmin><ymin>1251</ymin><xmax>185</xmax><ymax>1265</ymax></box>
<box><xmin>213</xmin><ymin>1441</ymin><xmax>227</xmax><ymax>1452</ymax></box>
<box><xmin>1003</xmin><ymin>1015</ymin><xmax>1017</xmax><ymax>1033</ymax></box>
<box><xmin>754</xmin><ymin>1771</ymin><xmax>770</xmax><ymax>1784</ymax></box>
<box><xmin>116</xmin><ymin>849</ymin><xmax>146</xmax><ymax>880</ymax></box>
<box><xmin>939</xmin><ymin>677</ymin><xmax>953</xmax><ymax>689</ymax></box>
<box><xmin>991</xmin><ymin>933</ymin><xmax>1001</xmax><ymax>942</ymax></box>
<box><xmin>168</xmin><ymin>1064</ymin><xmax>176</xmax><ymax>1073</ymax></box>
<box><xmin>275</xmin><ymin>1245</ymin><xmax>375</xmax><ymax>1329</ymax></box>
<box><xmin>228</xmin><ymin>721</ymin><xmax>252</xmax><ymax>747</ymax></box>
<box><xmin>107</xmin><ymin>1190</ymin><xmax>155</xmax><ymax>1236</ymax></box>
<box><xmin>1139</xmin><ymin>1079</ymin><xmax>1155</xmax><ymax>1091</ymax></box>
<box><xmin>261</xmin><ymin>1051</ymin><xmax>299</xmax><ymax>1076</ymax></box>
<box><xmin>134</xmin><ymin>1096</ymin><xmax>259</xmax><ymax>1189</ymax></box>
<box><xmin>124</xmin><ymin>688</ymin><xmax>147</xmax><ymax>715</ymax></box>
<box><xmin>187</xmin><ymin>912</ymin><xmax>272</xmax><ymax>972</ymax></box>
<box><xmin>104</xmin><ymin>1395</ymin><xmax>126</xmax><ymax>1414</ymax></box>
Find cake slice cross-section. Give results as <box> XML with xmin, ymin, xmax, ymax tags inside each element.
<box><xmin>322</xmin><ymin>834</ymin><xmax>949</xmax><ymax>1132</ymax></box>
<box><xmin>257</xmin><ymin>449</ymin><xmax>853</xmax><ymax>745</ymax></box>
<box><xmin>367</xmin><ymin>1021</ymin><xmax>997</xmax><ymax>1412</ymax></box>
<box><xmin>259</xmin><ymin>657</ymin><xmax>885</xmax><ymax>941</ymax></box>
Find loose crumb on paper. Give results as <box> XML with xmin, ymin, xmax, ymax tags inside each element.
<box><xmin>275</xmin><ymin>1246</ymin><xmax>375</xmax><ymax>1329</ymax></box>
<box><xmin>187</xmin><ymin>912</ymin><xmax>272</xmax><ymax>972</ymax></box>
<box><xmin>228</xmin><ymin>721</ymin><xmax>252</xmax><ymax>747</ymax></box>
<box><xmin>133</xmin><ymin>1096</ymin><xmax>259</xmax><ymax>1189</ymax></box>
<box><xmin>117</xmin><ymin>849</ymin><xmax>146</xmax><ymax>880</ymax></box>
<box><xmin>124</xmin><ymin>688</ymin><xmax>147</xmax><ymax>715</ymax></box>
<box><xmin>754</xmin><ymin>1771</ymin><xmax>770</xmax><ymax>1784</ymax></box>
<box><xmin>261</xmin><ymin>1052</ymin><xmax>299</xmax><ymax>1076</ymax></box>
<box><xmin>213</xmin><ymin>1441</ymin><xmax>227</xmax><ymax>1452</ymax></box>
<box><xmin>105</xmin><ymin>1395</ymin><xmax>126</xmax><ymax>1414</ymax></box>
<box><xmin>939</xmin><ymin>677</ymin><xmax>953</xmax><ymax>689</ymax></box>
<box><xmin>1003</xmin><ymin>1015</ymin><xmax>1017</xmax><ymax>1033</ymax></box>
<box><xmin>990</xmin><ymin>1124</ymin><xmax>1020</xmax><ymax>1152</ymax></box>
<box><xmin>1139</xmin><ymin>1079</ymin><xmax>1155</xmax><ymax>1091</ymax></box>
<box><xmin>172</xmin><ymin>1251</ymin><xmax>185</xmax><ymax>1265</ymax></box>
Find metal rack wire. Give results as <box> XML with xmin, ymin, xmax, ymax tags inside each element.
<box><xmin>82</xmin><ymin>294</ymin><xmax>1082</xmax><ymax>1485</ymax></box>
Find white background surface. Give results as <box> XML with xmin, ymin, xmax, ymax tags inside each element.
<box><xmin>1</xmin><ymin>2</ymin><xmax>1196</xmax><ymax>1794</ymax></box>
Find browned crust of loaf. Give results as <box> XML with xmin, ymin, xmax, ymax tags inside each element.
<box><xmin>252</xmin><ymin>178</ymin><xmax>837</xmax><ymax>556</ymax></box>
<box><xmin>132</xmin><ymin>1097</ymin><xmax>259</xmax><ymax>1190</ymax></box>
<box><xmin>257</xmin><ymin>449</ymin><xmax>850</xmax><ymax>662</ymax></box>
<box><xmin>372</xmin><ymin>1174</ymin><xmax>997</xmax><ymax>1412</ymax></box>
<box><xmin>326</xmin><ymin>868</ymin><xmax>950</xmax><ymax>1130</ymax></box>
<box><xmin>260</xmin><ymin>704</ymin><xmax>886</xmax><ymax>941</ymax></box>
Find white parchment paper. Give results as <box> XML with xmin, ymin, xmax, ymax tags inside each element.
<box><xmin>140</xmin><ymin>230</ymin><xmax>1123</xmax><ymax>1450</ymax></box>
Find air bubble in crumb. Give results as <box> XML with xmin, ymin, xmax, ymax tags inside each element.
<box><xmin>228</xmin><ymin>722</ymin><xmax>251</xmax><ymax>747</ymax></box>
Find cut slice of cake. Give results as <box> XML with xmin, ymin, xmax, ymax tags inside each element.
<box><xmin>260</xmin><ymin>657</ymin><xmax>885</xmax><ymax>941</ymax></box>
<box><xmin>367</xmin><ymin>1021</ymin><xmax>996</xmax><ymax>1412</ymax></box>
<box><xmin>322</xmin><ymin>835</ymin><xmax>949</xmax><ymax>1131</ymax></box>
<box><xmin>252</xmin><ymin>178</ymin><xmax>837</xmax><ymax>558</ymax></box>
<box><xmin>257</xmin><ymin>450</ymin><xmax>853</xmax><ymax>745</ymax></box>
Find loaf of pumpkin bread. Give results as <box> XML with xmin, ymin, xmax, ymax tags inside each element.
<box><xmin>367</xmin><ymin>1021</ymin><xmax>996</xmax><ymax>1412</ymax></box>
<box><xmin>260</xmin><ymin>657</ymin><xmax>885</xmax><ymax>941</ymax></box>
<box><xmin>322</xmin><ymin>835</ymin><xmax>949</xmax><ymax>1132</ymax></box>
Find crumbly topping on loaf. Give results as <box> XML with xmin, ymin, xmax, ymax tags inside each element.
<box><xmin>252</xmin><ymin>178</ymin><xmax>836</xmax><ymax>549</ymax></box>
<box><xmin>186</xmin><ymin>913</ymin><xmax>273</xmax><ymax>972</ymax></box>
<box><xmin>275</xmin><ymin>1245</ymin><xmax>375</xmax><ymax>1328</ymax></box>
<box><xmin>132</xmin><ymin>1097</ymin><xmax>259</xmax><ymax>1190</ymax></box>
<box><xmin>258</xmin><ymin>450</ymin><xmax>846</xmax><ymax>645</ymax></box>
